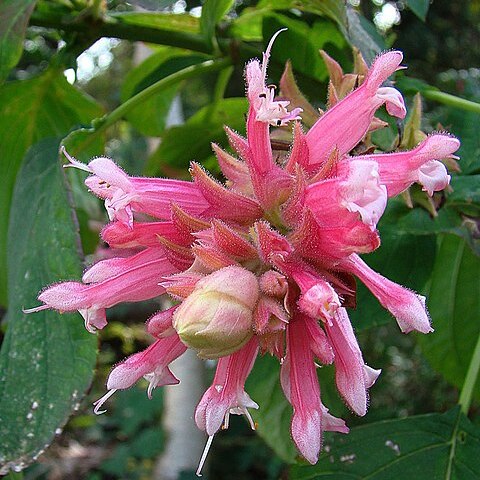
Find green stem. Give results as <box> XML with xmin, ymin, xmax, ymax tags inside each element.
<box><xmin>423</xmin><ymin>89</ymin><xmax>480</xmax><ymax>114</ymax></box>
<box><xmin>92</xmin><ymin>57</ymin><xmax>231</xmax><ymax>135</ymax></box>
<box><xmin>458</xmin><ymin>330</ymin><xmax>480</xmax><ymax>415</ymax></box>
<box><xmin>213</xmin><ymin>65</ymin><xmax>234</xmax><ymax>103</ymax></box>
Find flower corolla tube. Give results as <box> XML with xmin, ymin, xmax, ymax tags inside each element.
<box><xmin>27</xmin><ymin>31</ymin><xmax>460</xmax><ymax>472</ymax></box>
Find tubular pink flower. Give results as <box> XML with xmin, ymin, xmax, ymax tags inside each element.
<box><xmin>35</xmin><ymin>248</ymin><xmax>178</xmax><ymax>332</ymax></box>
<box><xmin>344</xmin><ymin>254</ymin><xmax>433</xmax><ymax>334</ymax></box>
<box><xmin>306</xmin><ymin>51</ymin><xmax>406</xmax><ymax>170</ymax></box>
<box><xmin>351</xmin><ymin>133</ymin><xmax>460</xmax><ymax>196</ymax></box>
<box><xmin>306</xmin><ymin>160</ymin><xmax>387</xmax><ymax>230</ymax></box>
<box><xmin>194</xmin><ymin>338</ymin><xmax>259</xmax><ymax>475</ymax></box>
<box><xmin>64</xmin><ymin>151</ymin><xmax>211</xmax><ymax>227</ymax></box>
<box><xmin>244</xmin><ymin>30</ymin><xmax>300</xmax><ymax>210</ymax></box>
<box><xmin>325</xmin><ymin>308</ymin><xmax>380</xmax><ymax>416</ymax></box>
<box><xmin>246</xmin><ymin>29</ymin><xmax>302</xmax><ymax>128</ymax></box>
<box><xmin>195</xmin><ymin>338</ymin><xmax>259</xmax><ymax>436</ymax></box>
<box><xmin>93</xmin><ymin>334</ymin><xmax>187</xmax><ymax>414</ymax></box>
<box><xmin>281</xmin><ymin>314</ymin><xmax>348</xmax><ymax>464</ymax></box>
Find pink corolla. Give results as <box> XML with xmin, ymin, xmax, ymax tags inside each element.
<box><xmin>28</xmin><ymin>32</ymin><xmax>460</xmax><ymax>471</ymax></box>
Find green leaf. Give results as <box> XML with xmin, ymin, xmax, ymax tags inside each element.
<box><xmin>345</xmin><ymin>6</ymin><xmax>385</xmax><ymax>63</ymax></box>
<box><xmin>431</xmin><ymin>72</ymin><xmax>480</xmax><ymax>174</ymax></box>
<box><xmin>405</xmin><ymin>0</ymin><xmax>430</xmax><ymax>21</ymax></box>
<box><xmin>348</xmin><ymin>224</ymin><xmax>437</xmax><ymax>331</ymax></box>
<box><xmin>418</xmin><ymin>235</ymin><xmax>480</xmax><ymax>399</ymax></box>
<box><xmin>0</xmin><ymin>69</ymin><xmax>102</xmax><ymax>306</ymax></box>
<box><xmin>121</xmin><ymin>49</ymin><xmax>209</xmax><ymax>137</ymax></box>
<box><xmin>262</xmin><ymin>14</ymin><xmax>346</xmax><ymax>83</ymax></box>
<box><xmin>0</xmin><ymin>138</ymin><xmax>97</xmax><ymax>473</ymax></box>
<box><xmin>379</xmin><ymin>196</ymin><xmax>480</xmax><ymax>256</ymax></box>
<box><xmin>200</xmin><ymin>0</ymin><xmax>234</xmax><ymax>46</ymax></box>
<box><xmin>0</xmin><ymin>0</ymin><xmax>37</xmax><ymax>82</ymax></box>
<box><xmin>290</xmin><ymin>408</ymin><xmax>480</xmax><ymax>479</ymax></box>
<box><xmin>448</xmin><ymin>175</ymin><xmax>480</xmax><ymax>216</ymax></box>
<box><xmin>257</xmin><ymin>0</ymin><xmax>347</xmax><ymax>32</ymax></box>
<box><xmin>231</xmin><ymin>0</ymin><xmax>347</xmax><ymax>42</ymax></box>
<box><xmin>145</xmin><ymin>97</ymin><xmax>248</xmax><ymax>176</ymax></box>
<box><xmin>109</xmin><ymin>11</ymin><xmax>200</xmax><ymax>33</ymax></box>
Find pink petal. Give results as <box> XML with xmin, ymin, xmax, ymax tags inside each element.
<box><xmin>354</xmin><ymin>133</ymin><xmax>460</xmax><ymax>196</ymax></box>
<box><xmin>195</xmin><ymin>338</ymin><xmax>259</xmax><ymax>436</ymax></box>
<box><xmin>325</xmin><ymin>308</ymin><xmax>372</xmax><ymax>416</ymax></box>
<box><xmin>345</xmin><ymin>254</ymin><xmax>433</xmax><ymax>334</ymax></box>
<box><xmin>306</xmin><ymin>51</ymin><xmax>405</xmax><ymax>169</ymax></box>
<box><xmin>101</xmin><ymin>221</ymin><xmax>186</xmax><ymax>249</ymax></box>
<box><xmin>106</xmin><ymin>335</ymin><xmax>186</xmax><ymax>390</ymax></box>
<box><xmin>39</xmin><ymin>248</ymin><xmax>178</xmax><ymax>325</ymax></box>
<box><xmin>281</xmin><ymin>315</ymin><xmax>324</xmax><ymax>464</ymax></box>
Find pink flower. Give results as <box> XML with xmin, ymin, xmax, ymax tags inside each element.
<box><xmin>28</xmin><ymin>32</ymin><xmax>459</xmax><ymax>471</ymax></box>
<box><xmin>350</xmin><ymin>133</ymin><xmax>460</xmax><ymax>196</ymax></box>
<box><xmin>305</xmin><ymin>50</ymin><xmax>406</xmax><ymax>170</ymax></box>
<box><xmin>281</xmin><ymin>313</ymin><xmax>349</xmax><ymax>464</ymax></box>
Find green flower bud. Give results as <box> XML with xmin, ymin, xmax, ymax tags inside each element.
<box><xmin>173</xmin><ymin>266</ymin><xmax>260</xmax><ymax>359</ymax></box>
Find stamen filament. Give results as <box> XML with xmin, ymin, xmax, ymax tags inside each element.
<box><xmin>61</xmin><ymin>146</ymin><xmax>93</xmax><ymax>173</ymax></box>
<box><xmin>22</xmin><ymin>304</ymin><xmax>49</xmax><ymax>314</ymax></box>
<box><xmin>93</xmin><ymin>389</ymin><xmax>117</xmax><ymax>415</ymax></box>
<box><xmin>196</xmin><ymin>435</ymin><xmax>214</xmax><ymax>477</ymax></box>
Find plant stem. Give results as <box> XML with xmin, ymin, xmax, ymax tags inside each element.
<box><xmin>93</xmin><ymin>58</ymin><xmax>231</xmax><ymax>134</ymax></box>
<box><xmin>423</xmin><ymin>90</ymin><xmax>480</xmax><ymax>114</ymax></box>
<box><xmin>30</xmin><ymin>9</ymin><xmax>212</xmax><ymax>54</ymax></box>
<box><xmin>458</xmin><ymin>330</ymin><xmax>480</xmax><ymax>415</ymax></box>
<box><xmin>213</xmin><ymin>65</ymin><xmax>234</xmax><ymax>103</ymax></box>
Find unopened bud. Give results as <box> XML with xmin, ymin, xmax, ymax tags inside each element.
<box><xmin>173</xmin><ymin>266</ymin><xmax>259</xmax><ymax>359</ymax></box>
<box><xmin>259</xmin><ymin>270</ymin><xmax>288</xmax><ymax>298</ymax></box>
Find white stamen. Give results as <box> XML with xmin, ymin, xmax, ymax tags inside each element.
<box><xmin>222</xmin><ymin>411</ymin><xmax>230</xmax><ymax>430</ymax></box>
<box><xmin>196</xmin><ymin>435</ymin><xmax>214</xmax><ymax>477</ymax></box>
<box><xmin>92</xmin><ymin>389</ymin><xmax>117</xmax><ymax>415</ymax></box>
<box><xmin>22</xmin><ymin>304</ymin><xmax>49</xmax><ymax>314</ymax></box>
<box><xmin>61</xmin><ymin>146</ymin><xmax>93</xmax><ymax>173</ymax></box>
<box><xmin>146</xmin><ymin>373</ymin><xmax>159</xmax><ymax>399</ymax></box>
<box><xmin>244</xmin><ymin>408</ymin><xmax>256</xmax><ymax>430</ymax></box>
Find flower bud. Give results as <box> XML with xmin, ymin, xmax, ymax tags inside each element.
<box><xmin>259</xmin><ymin>270</ymin><xmax>288</xmax><ymax>298</ymax></box>
<box><xmin>172</xmin><ymin>266</ymin><xmax>259</xmax><ymax>359</ymax></box>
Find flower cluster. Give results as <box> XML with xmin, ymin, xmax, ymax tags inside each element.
<box><xmin>28</xmin><ymin>32</ymin><xmax>459</xmax><ymax>471</ymax></box>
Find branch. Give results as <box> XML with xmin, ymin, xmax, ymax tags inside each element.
<box><xmin>29</xmin><ymin>9</ymin><xmax>213</xmax><ymax>54</ymax></box>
